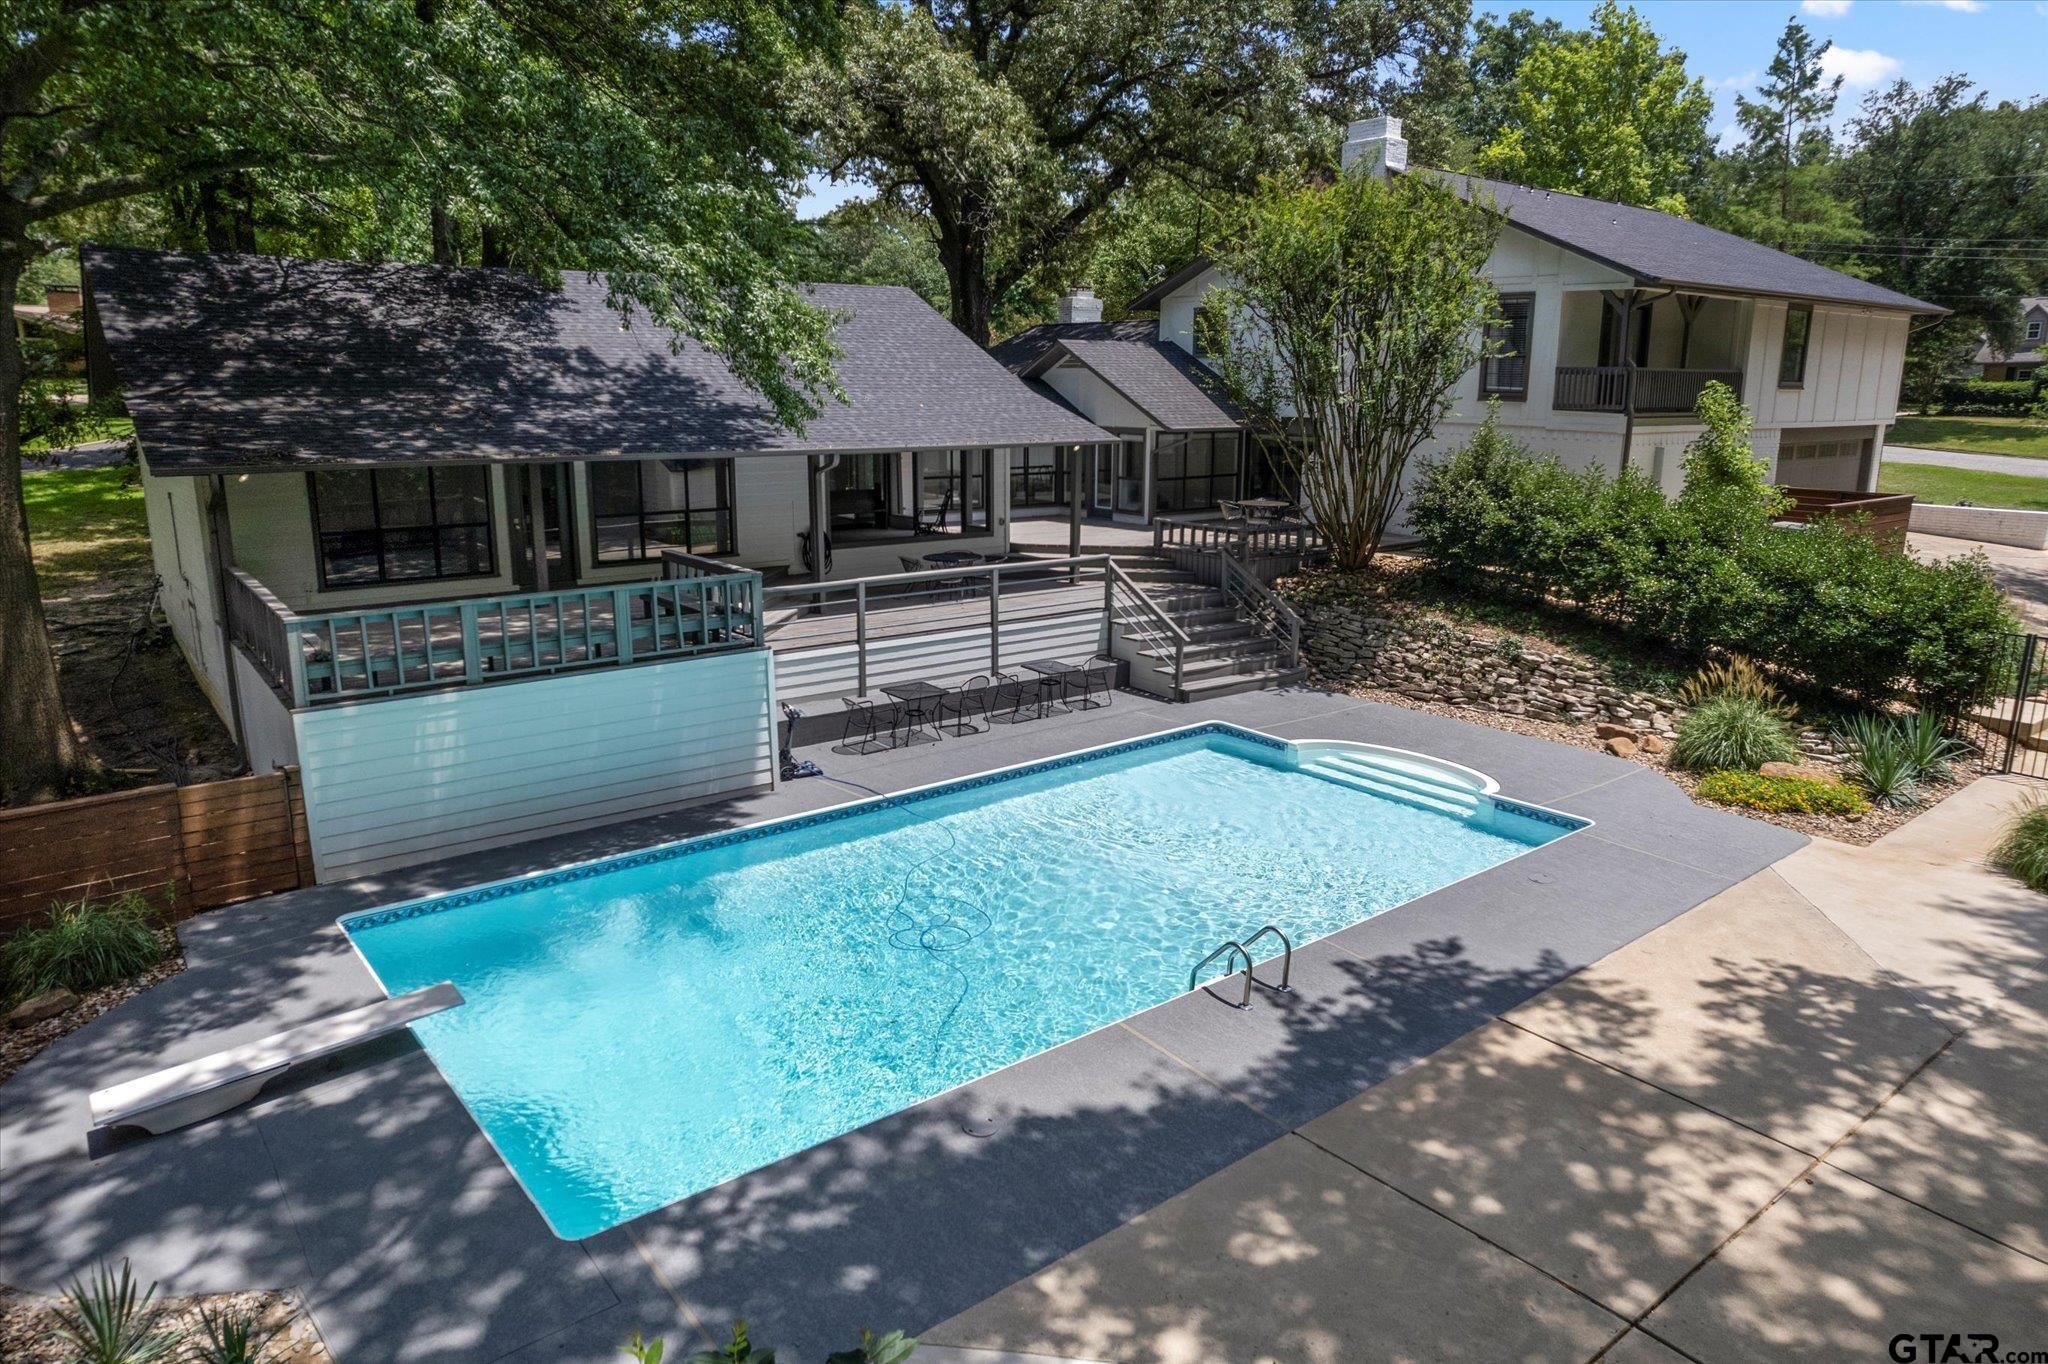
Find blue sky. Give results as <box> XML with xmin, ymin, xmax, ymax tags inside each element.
<box><xmin>792</xmin><ymin>0</ymin><xmax>2040</xmax><ymax>218</ymax></box>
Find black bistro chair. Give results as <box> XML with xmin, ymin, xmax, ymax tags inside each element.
<box><xmin>937</xmin><ymin>674</ymin><xmax>992</xmax><ymax>735</ymax></box>
<box><xmin>1067</xmin><ymin>660</ymin><xmax>1112</xmax><ymax>710</ymax></box>
<box><xmin>841</xmin><ymin>696</ymin><xmax>885</xmax><ymax>752</ymax></box>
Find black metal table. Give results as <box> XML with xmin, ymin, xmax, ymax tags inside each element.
<box><xmin>1019</xmin><ymin>658</ymin><xmax>1090</xmax><ymax>717</ymax></box>
<box><xmin>1237</xmin><ymin>498</ymin><xmax>1294</xmax><ymax>522</ymax></box>
<box><xmin>880</xmin><ymin>680</ymin><xmax>946</xmax><ymax>743</ymax></box>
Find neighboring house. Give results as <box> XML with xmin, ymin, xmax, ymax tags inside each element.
<box><xmin>82</xmin><ymin>245</ymin><xmax>1113</xmax><ymax>879</ymax></box>
<box><xmin>14</xmin><ymin>283</ymin><xmax>85</xmax><ymax>373</ymax></box>
<box><xmin>1973</xmin><ymin>296</ymin><xmax>2048</xmax><ymax>380</ymax></box>
<box><xmin>1015</xmin><ymin>118</ymin><xmax>1941</xmax><ymax>523</ymax></box>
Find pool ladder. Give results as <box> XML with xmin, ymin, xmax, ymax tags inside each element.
<box><xmin>1187</xmin><ymin>925</ymin><xmax>1294</xmax><ymax>1010</ymax></box>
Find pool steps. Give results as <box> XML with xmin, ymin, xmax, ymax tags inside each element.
<box><xmin>1293</xmin><ymin>744</ymin><xmax>1495</xmax><ymax>821</ymax></box>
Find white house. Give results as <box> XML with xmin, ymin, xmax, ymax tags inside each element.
<box><xmin>999</xmin><ymin>118</ymin><xmax>1942</xmax><ymax>524</ymax></box>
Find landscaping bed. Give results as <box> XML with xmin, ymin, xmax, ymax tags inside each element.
<box><xmin>0</xmin><ymin>1285</ymin><xmax>326</xmax><ymax>1363</ymax></box>
<box><xmin>0</xmin><ymin>925</ymin><xmax>184</xmax><ymax>1087</ymax></box>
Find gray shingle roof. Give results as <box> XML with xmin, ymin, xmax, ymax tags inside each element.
<box><xmin>82</xmin><ymin>245</ymin><xmax>1110</xmax><ymax>473</ymax></box>
<box><xmin>989</xmin><ymin>320</ymin><xmax>1238</xmax><ymax>432</ymax></box>
<box><xmin>1123</xmin><ymin>173</ymin><xmax>1945</xmax><ymax>316</ymax></box>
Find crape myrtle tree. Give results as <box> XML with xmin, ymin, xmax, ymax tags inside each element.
<box><xmin>1206</xmin><ymin>170</ymin><xmax>1503</xmax><ymax>571</ymax></box>
<box><xmin>1</xmin><ymin>0</ymin><xmax>841</xmax><ymax>803</ymax></box>
<box><xmin>794</xmin><ymin>0</ymin><xmax>1469</xmax><ymax>341</ymax></box>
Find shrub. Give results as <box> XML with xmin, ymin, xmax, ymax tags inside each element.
<box><xmin>1</xmin><ymin>890</ymin><xmax>166</xmax><ymax>1004</ymax></box>
<box><xmin>1991</xmin><ymin>799</ymin><xmax>2048</xmax><ymax>891</ymax></box>
<box><xmin>1675</xmin><ymin>655</ymin><xmax>1793</xmax><ymax>717</ymax></box>
<box><xmin>1407</xmin><ymin>390</ymin><xmax>2018</xmax><ymax>709</ymax></box>
<box><xmin>1696</xmin><ymin>770</ymin><xmax>1871</xmax><ymax>817</ymax></box>
<box><xmin>1938</xmin><ymin>377</ymin><xmax>2035</xmax><ymax>415</ymax></box>
<box><xmin>52</xmin><ymin>1261</ymin><xmax>182</xmax><ymax>1364</ymax></box>
<box><xmin>1835</xmin><ymin>713</ymin><xmax>1924</xmax><ymax>807</ymax></box>
<box><xmin>1671</xmin><ymin>694</ymin><xmax>1802</xmax><ymax>772</ymax></box>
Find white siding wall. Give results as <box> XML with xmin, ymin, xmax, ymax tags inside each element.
<box><xmin>293</xmin><ymin>648</ymin><xmax>777</xmax><ymax>881</ymax></box>
<box><xmin>140</xmin><ymin>458</ymin><xmax>231</xmax><ymax>718</ymax></box>
<box><xmin>233</xmin><ymin>647</ymin><xmax>299</xmax><ymax>774</ymax></box>
<box><xmin>1742</xmin><ymin>302</ymin><xmax>1909</xmax><ymax>429</ymax></box>
<box><xmin>1040</xmin><ymin>363</ymin><xmax>1154</xmax><ymax>431</ymax></box>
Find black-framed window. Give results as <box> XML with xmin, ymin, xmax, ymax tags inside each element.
<box><xmin>590</xmin><ymin>459</ymin><xmax>734</xmax><ymax>562</ymax></box>
<box><xmin>1151</xmin><ymin>431</ymin><xmax>1241</xmax><ymax>514</ymax></box>
<box><xmin>1779</xmin><ymin>305</ymin><xmax>1813</xmax><ymax>388</ymax></box>
<box><xmin>309</xmin><ymin>467</ymin><xmax>496</xmax><ymax>589</ymax></box>
<box><xmin>1480</xmin><ymin>293</ymin><xmax>1535</xmax><ymax>400</ymax></box>
<box><xmin>914</xmin><ymin>449</ymin><xmax>992</xmax><ymax>532</ymax></box>
<box><xmin>1010</xmin><ymin>447</ymin><xmax>1070</xmax><ymax>508</ymax></box>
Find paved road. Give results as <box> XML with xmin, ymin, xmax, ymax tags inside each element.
<box><xmin>1887</xmin><ymin>444</ymin><xmax>2048</xmax><ymax>478</ymax></box>
<box><xmin>1912</xmin><ymin>531</ymin><xmax>2048</xmax><ymax>632</ymax></box>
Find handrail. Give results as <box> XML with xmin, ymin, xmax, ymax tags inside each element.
<box><xmin>1241</xmin><ymin>924</ymin><xmax>1294</xmax><ymax>994</ymax></box>
<box><xmin>1215</xmin><ymin>550</ymin><xmax>1302</xmax><ymax>671</ymax></box>
<box><xmin>1189</xmin><ymin>939</ymin><xmax>1255</xmax><ymax>1009</ymax></box>
<box><xmin>1105</xmin><ymin>558</ymin><xmax>1190</xmax><ymax>694</ymax></box>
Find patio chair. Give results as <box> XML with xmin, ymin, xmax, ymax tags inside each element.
<box><xmin>938</xmin><ymin>675</ymin><xmax>992</xmax><ymax>735</ymax></box>
<box><xmin>989</xmin><ymin>671</ymin><xmax>1034</xmax><ymax>723</ymax></box>
<box><xmin>1068</xmin><ymin>660</ymin><xmax>1112</xmax><ymax>710</ymax></box>
<box><xmin>841</xmin><ymin>696</ymin><xmax>885</xmax><ymax>752</ymax></box>
<box><xmin>916</xmin><ymin>487</ymin><xmax>956</xmax><ymax>536</ymax></box>
<box><xmin>1218</xmin><ymin>499</ymin><xmax>1247</xmax><ymax>523</ymax></box>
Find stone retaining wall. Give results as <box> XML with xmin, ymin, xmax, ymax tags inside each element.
<box><xmin>1294</xmin><ymin>600</ymin><xmax>1683</xmax><ymax>734</ymax></box>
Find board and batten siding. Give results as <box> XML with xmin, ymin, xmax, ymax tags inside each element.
<box><xmin>293</xmin><ymin>648</ymin><xmax>777</xmax><ymax>880</ymax></box>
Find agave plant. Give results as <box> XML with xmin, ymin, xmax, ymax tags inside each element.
<box><xmin>189</xmin><ymin>1302</ymin><xmax>293</xmax><ymax>1364</ymax></box>
<box><xmin>50</xmin><ymin>1262</ymin><xmax>183</xmax><ymax>1364</ymax></box>
<box><xmin>1895</xmin><ymin>711</ymin><xmax>1971</xmax><ymax>784</ymax></box>
<box><xmin>1835</xmin><ymin>713</ymin><xmax>1923</xmax><ymax>808</ymax></box>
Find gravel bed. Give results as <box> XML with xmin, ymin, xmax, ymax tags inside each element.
<box><xmin>0</xmin><ymin>927</ymin><xmax>185</xmax><ymax>1088</ymax></box>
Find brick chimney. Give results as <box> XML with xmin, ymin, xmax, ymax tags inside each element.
<box><xmin>1057</xmin><ymin>288</ymin><xmax>1104</xmax><ymax>324</ymax></box>
<box><xmin>43</xmin><ymin>285</ymin><xmax>81</xmax><ymax>317</ymax></box>
<box><xmin>1340</xmin><ymin>116</ymin><xmax>1408</xmax><ymax>178</ymax></box>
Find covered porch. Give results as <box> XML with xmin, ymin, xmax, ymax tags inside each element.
<box><xmin>1551</xmin><ymin>287</ymin><xmax>1748</xmax><ymax>416</ymax></box>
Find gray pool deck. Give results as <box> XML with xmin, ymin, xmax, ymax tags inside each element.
<box><xmin>3</xmin><ymin>685</ymin><xmax>1873</xmax><ymax>1361</ymax></box>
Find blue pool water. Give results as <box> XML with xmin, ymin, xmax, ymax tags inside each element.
<box><xmin>344</xmin><ymin>725</ymin><xmax>1580</xmax><ymax>1237</ymax></box>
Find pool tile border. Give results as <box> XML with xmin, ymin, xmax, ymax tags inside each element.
<box><xmin>340</xmin><ymin>724</ymin><xmax>1285</xmax><ymax>932</ymax></box>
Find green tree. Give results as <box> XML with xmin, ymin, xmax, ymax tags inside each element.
<box><xmin>795</xmin><ymin>0</ymin><xmax>1467</xmax><ymax>341</ymax></box>
<box><xmin>1714</xmin><ymin>18</ymin><xmax>1862</xmax><ymax>255</ymax></box>
<box><xmin>1</xmin><ymin>0</ymin><xmax>841</xmax><ymax>802</ymax></box>
<box><xmin>1208</xmin><ymin>170</ymin><xmax>1503</xmax><ymax>570</ymax></box>
<box><xmin>791</xmin><ymin>201</ymin><xmax>950</xmax><ymax>312</ymax></box>
<box><xmin>1451</xmin><ymin>9</ymin><xmax>1580</xmax><ymax>154</ymax></box>
<box><xmin>1475</xmin><ymin>1</ymin><xmax>1713</xmax><ymax>215</ymax></box>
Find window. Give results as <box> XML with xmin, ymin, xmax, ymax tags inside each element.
<box><xmin>310</xmin><ymin>467</ymin><xmax>495</xmax><ymax>589</ymax></box>
<box><xmin>1010</xmin><ymin>447</ymin><xmax>1070</xmax><ymax>508</ymax></box>
<box><xmin>2028</xmin><ymin>319</ymin><xmax>2042</xmax><ymax>343</ymax></box>
<box><xmin>1151</xmin><ymin>432</ymin><xmax>1242</xmax><ymax>513</ymax></box>
<box><xmin>914</xmin><ymin>449</ymin><xmax>991</xmax><ymax>532</ymax></box>
<box><xmin>1480</xmin><ymin>293</ymin><xmax>1535</xmax><ymax>399</ymax></box>
<box><xmin>589</xmin><ymin>459</ymin><xmax>734</xmax><ymax>562</ymax></box>
<box><xmin>1778</xmin><ymin>305</ymin><xmax>1812</xmax><ymax>388</ymax></box>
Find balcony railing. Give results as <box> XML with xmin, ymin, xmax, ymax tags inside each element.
<box><xmin>226</xmin><ymin>556</ymin><xmax>764</xmax><ymax>708</ymax></box>
<box><xmin>1553</xmin><ymin>366</ymin><xmax>1743</xmax><ymax>415</ymax></box>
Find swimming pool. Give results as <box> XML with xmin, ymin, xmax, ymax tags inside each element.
<box><xmin>342</xmin><ymin>723</ymin><xmax>1585</xmax><ymax>1238</ymax></box>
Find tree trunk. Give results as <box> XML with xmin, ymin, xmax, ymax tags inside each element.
<box><xmin>935</xmin><ymin>224</ymin><xmax>992</xmax><ymax>343</ymax></box>
<box><xmin>430</xmin><ymin>203</ymin><xmax>460</xmax><ymax>266</ymax></box>
<box><xmin>0</xmin><ymin>244</ymin><xmax>82</xmax><ymax>803</ymax></box>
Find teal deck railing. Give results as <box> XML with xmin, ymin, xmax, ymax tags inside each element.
<box><xmin>226</xmin><ymin>556</ymin><xmax>765</xmax><ymax>708</ymax></box>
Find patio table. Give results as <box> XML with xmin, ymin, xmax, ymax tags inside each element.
<box><xmin>1019</xmin><ymin>658</ymin><xmax>1089</xmax><ymax>718</ymax></box>
<box><xmin>880</xmin><ymin>680</ymin><xmax>946</xmax><ymax>743</ymax></box>
<box><xmin>1236</xmin><ymin>498</ymin><xmax>1294</xmax><ymax>522</ymax></box>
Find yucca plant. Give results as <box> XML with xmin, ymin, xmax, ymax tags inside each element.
<box><xmin>50</xmin><ymin>1262</ymin><xmax>183</xmax><ymax>1364</ymax></box>
<box><xmin>188</xmin><ymin>1302</ymin><xmax>292</xmax><ymax>1364</ymax></box>
<box><xmin>1992</xmin><ymin>798</ymin><xmax>2048</xmax><ymax>891</ymax></box>
<box><xmin>1671</xmin><ymin>694</ymin><xmax>1802</xmax><ymax>773</ymax></box>
<box><xmin>1835</xmin><ymin>713</ymin><xmax>1923</xmax><ymax>808</ymax></box>
<box><xmin>1676</xmin><ymin>654</ymin><xmax>1794</xmax><ymax>718</ymax></box>
<box><xmin>1895</xmin><ymin>711</ymin><xmax>1971</xmax><ymax>784</ymax></box>
<box><xmin>2</xmin><ymin>890</ymin><xmax>166</xmax><ymax>1004</ymax></box>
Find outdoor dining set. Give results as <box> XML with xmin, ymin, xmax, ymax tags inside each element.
<box><xmin>840</xmin><ymin>657</ymin><xmax>1113</xmax><ymax>752</ymax></box>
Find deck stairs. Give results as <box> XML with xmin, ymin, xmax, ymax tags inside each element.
<box><xmin>1101</xmin><ymin>549</ymin><xmax>1306</xmax><ymax>702</ymax></box>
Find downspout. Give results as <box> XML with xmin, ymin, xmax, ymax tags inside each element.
<box><xmin>206</xmin><ymin>474</ymin><xmax>249</xmax><ymax>758</ymax></box>
<box><xmin>808</xmin><ymin>453</ymin><xmax>840</xmax><ymax>580</ymax></box>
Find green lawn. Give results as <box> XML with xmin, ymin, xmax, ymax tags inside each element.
<box><xmin>1879</xmin><ymin>460</ymin><xmax>2048</xmax><ymax>512</ymax></box>
<box><xmin>1889</xmin><ymin>413</ymin><xmax>2048</xmax><ymax>459</ymax></box>
<box><xmin>21</xmin><ymin>464</ymin><xmax>150</xmax><ymax>595</ymax></box>
<box><xmin>21</xmin><ymin>414</ymin><xmax>133</xmax><ymax>454</ymax></box>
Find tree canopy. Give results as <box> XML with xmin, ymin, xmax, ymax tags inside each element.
<box><xmin>1473</xmin><ymin>0</ymin><xmax>1713</xmax><ymax>216</ymax></box>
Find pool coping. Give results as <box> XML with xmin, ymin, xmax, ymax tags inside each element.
<box><xmin>334</xmin><ymin>719</ymin><xmax>1594</xmax><ymax>1239</ymax></box>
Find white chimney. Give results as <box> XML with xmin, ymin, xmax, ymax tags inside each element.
<box><xmin>1058</xmin><ymin>288</ymin><xmax>1104</xmax><ymax>324</ymax></box>
<box><xmin>1341</xmin><ymin>116</ymin><xmax>1408</xmax><ymax>178</ymax></box>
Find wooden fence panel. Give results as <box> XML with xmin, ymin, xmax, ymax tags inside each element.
<box><xmin>0</xmin><ymin>769</ymin><xmax>314</xmax><ymax>937</ymax></box>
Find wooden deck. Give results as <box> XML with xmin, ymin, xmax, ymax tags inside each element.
<box><xmin>1777</xmin><ymin>487</ymin><xmax>1914</xmax><ymax>548</ymax></box>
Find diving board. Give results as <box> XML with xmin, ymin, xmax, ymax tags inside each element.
<box><xmin>89</xmin><ymin>981</ymin><xmax>462</xmax><ymax>1135</ymax></box>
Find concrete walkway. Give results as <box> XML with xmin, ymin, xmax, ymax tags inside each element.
<box><xmin>1911</xmin><ymin>531</ymin><xmax>2048</xmax><ymax>632</ymax></box>
<box><xmin>925</xmin><ymin>776</ymin><xmax>2048</xmax><ymax>1362</ymax></box>
<box><xmin>1887</xmin><ymin>445</ymin><xmax>2048</xmax><ymax>479</ymax></box>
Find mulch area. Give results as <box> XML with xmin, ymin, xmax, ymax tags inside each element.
<box><xmin>0</xmin><ymin>928</ymin><xmax>185</xmax><ymax>1088</ymax></box>
<box><xmin>0</xmin><ymin>1286</ymin><xmax>328</xmax><ymax>1363</ymax></box>
<box><xmin>1313</xmin><ymin>672</ymin><xmax>1972</xmax><ymax>846</ymax></box>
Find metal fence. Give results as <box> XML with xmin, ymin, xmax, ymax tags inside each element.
<box><xmin>1975</xmin><ymin>631</ymin><xmax>2048</xmax><ymax>780</ymax></box>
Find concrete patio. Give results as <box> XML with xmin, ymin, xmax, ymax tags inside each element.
<box><xmin>924</xmin><ymin>776</ymin><xmax>2048</xmax><ymax>1363</ymax></box>
<box><xmin>8</xmin><ymin>684</ymin><xmax>2039</xmax><ymax>1361</ymax></box>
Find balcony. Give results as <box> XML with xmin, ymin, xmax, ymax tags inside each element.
<box><xmin>1553</xmin><ymin>366</ymin><xmax>1744</xmax><ymax>415</ymax></box>
<box><xmin>226</xmin><ymin>550</ymin><xmax>764</xmax><ymax>708</ymax></box>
